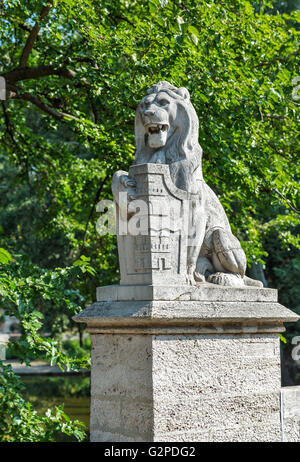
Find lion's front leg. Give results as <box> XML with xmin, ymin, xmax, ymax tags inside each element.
<box><xmin>112</xmin><ymin>170</ymin><xmax>137</xmax><ymax>222</ymax></box>
<box><xmin>186</xmin><ymin>265</ymin><xmax>196</xmax><ymax>285</ymax></box>
<box><xmin>186</xmin><ymin>199</ymin><xmax>207</xmax><ymax>285</ymax></box>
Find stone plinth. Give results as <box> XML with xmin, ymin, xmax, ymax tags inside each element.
<box><xmin>74</xmin><ymin>285</ymin><xmax>299</xmax><ymax>442</ymax></box>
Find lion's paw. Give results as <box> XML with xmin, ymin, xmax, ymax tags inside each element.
<box><xmin>186</xmin><ymin>267</ymin><xmax>196</xmax><ymax>285</ymax></box>
<box><xmin>194</xmin><ymin>271</ymin><xmax>206</xmax><ymax>283</ymax></box>
<box><xmin>207</xmin><ymin>272</ymin><xmax>245</xmax><ymax>287</ymax></box>
<box><xmin>243</xmin><ymin>275</ymin><xmax>263</xmax><ymax>288</ymax></box>
<box><xmin>186</xmin><ymin>274</ymin><xmax>195</xmax><ymax>286</ymax></box>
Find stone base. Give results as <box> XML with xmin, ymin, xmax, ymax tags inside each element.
<box><xmin>90</xmin><ymin>332</ymin><xmax>283</xmax><ymax>442</ymax></box>
<box><xmin>74</xmin><ymin>284</ymin><xmax>299</xmax><ymax>442</ymax></box>
<box><xmin>96</xmin><ymin>283</ymin><xmax>277</xmax><ymax>303</ymax></box>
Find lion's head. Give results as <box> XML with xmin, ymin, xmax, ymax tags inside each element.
<box><xmin>134</xmin><ymin>81</ymin><xmax>203</xmax><ymax>192</ymax></box>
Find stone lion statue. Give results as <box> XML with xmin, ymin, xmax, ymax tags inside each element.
<box><xmin>112</xmin><ymin>81</ymin><xmax>262</xmax><ymax>288</ymax></box>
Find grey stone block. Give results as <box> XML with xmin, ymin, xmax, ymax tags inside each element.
<box><xmin>96</xmin><ymin>283</ymin><xmax>278</xmax><ymax>302</ymax></box>
<box><xmin>281</xmin><ymin>386</ymin><xmax>300</xmax><ymax>442</ymax></box>
<box><xmin>88</xmin><ymin>331</ymin><xmax>284</xmax><ymax>441</ymax></box>
<box><xmin>74</xmin><ymin>295</ymin><xmax>299</xmax><ymax>442</ymax></box>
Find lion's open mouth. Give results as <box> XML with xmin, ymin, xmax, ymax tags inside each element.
<box><xmin>146</xmin><ymin>123</ymin><xmax>169</xmax><ymax>134</ymax></box>
<box><xmin>145</xmin><ymin>123</ymin><xmax>169</xmax><ymax>149</ymax></box>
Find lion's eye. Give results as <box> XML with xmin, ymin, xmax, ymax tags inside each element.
<box><xmin>158</xmin><ymin>99</ymin><xmax>169</xmax><ymax>106</ymax></box>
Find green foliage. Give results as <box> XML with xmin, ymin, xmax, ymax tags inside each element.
<box><xmin>0</xmin><ymin>251</ymin><xmax>91</xmax><ymax>368</ymax></box>
<box><xmin>0</xmin><ymin>0</ymin><xmax>299</xmax><ymax>438</ymax></box>
<box><xmin>0</xmin><ymin>248</ymin><xmax>90</xmax><ymax>441</ymax></box>
<box><xmin>0</xmin><ymin>362</ymin><xmax>86</xmax><ymax>442</ymax></box>
<box><xmin>0</xmin><ymin>248</ymin><xmax>13</xmax><ymax>264</ymax></box>
<box><xmin>22</xmin><ymin>376</ymin><xmax>90</xmax><ymax>399</ymax></box>
<box><xmin>0</xmin><ymin>0</ymin><xmax>298</xmax><ymax>276</ymax></box>
<box><xmin>280</xmin><ymin>334</ymin><xmax>287</xmax><ymax>344</ymax></box>
<box><xmin>62</xmin><ymin>337</ymin><xmax>91</xmax><ymax>361</ymax></box>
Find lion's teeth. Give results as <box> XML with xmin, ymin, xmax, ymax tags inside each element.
<box><xmin>148</xmin><ymin>123</ymin><xmax>167</xmax><ymax>134</ymax></box>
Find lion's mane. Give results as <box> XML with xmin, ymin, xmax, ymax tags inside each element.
<box><xmin>134</xmin><ymin>81</ymin><xmax>203</xmax><ymax>193</ymax></box>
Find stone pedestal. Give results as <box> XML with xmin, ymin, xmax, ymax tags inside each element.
<box><xmin>74</xmin><ymin>284</ymin><xmax>299</xmax><ymax>442</ymax></box>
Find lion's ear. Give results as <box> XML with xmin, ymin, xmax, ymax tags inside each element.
<box><xmin>178</xmin><ymin>87</ymin><xmax>190</xmax><ymax>100</ymax></box>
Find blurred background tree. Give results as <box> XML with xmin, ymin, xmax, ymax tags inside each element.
<box><xmin>0</xmin><ymin>0</ymin><xmax>299</xmax><ymax>439</ymax></box>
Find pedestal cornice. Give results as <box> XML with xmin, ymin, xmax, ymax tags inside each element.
<box><xmin>73</xmin><ymin>285</ymin><xmax>299</xmax><ymax>335</ymax></box>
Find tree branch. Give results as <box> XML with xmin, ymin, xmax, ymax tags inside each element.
<box><xmin>3</xmin><ymin>65</ymin><xmax>89</xmax><ymax>91</ymax></box>
<box><xmin>257</xmin><ymin>132</ymin><xmax>291</xmax><ymax>160</ymax></box>
<box><xmin>272</xmin><ymin>188</ymin><xmax>300</xmax><ymax>215</ymax></box>
<box><xmin>1</xmin><ymin>101</ymin><xmax>33</xmax><ymax>185</ymax></box>
<box><xmin>114</xmin><ymin>15</ymin><xmax>136</xmax><ymax>28</ymax></box>
<box><xmin>3</xmin><ymin>65</ymin><xmax>76</xmax><ymax>83</ymax></box>
<box><xmin>1</xmin><ymin>101</ymin><xmax>19</xmax><ymax>147</ymax></box>
<box><xmin>19</xmin><ymin>1</ymin><xmax>53</xmax><ymax>67</ymax></box>
<box><xmin>11</xmin><ymin>89</ymin><xmax>81</xmax><ymax>122</ymax></box>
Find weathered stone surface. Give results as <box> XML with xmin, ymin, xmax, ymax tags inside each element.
<box><xmin>152</xmin><ymin>334</ymin><xmax>281</xmax><ymax>441</ymax></box>
<box><xmin>89</xmin><ymin>331</ymin><xmax>284</xmax><ymax>442</ymax></box>
<box><xmin>112</xmin><ymin>81</ymin><xmax>263</xmax><ymax>288</ymax></box>
<box><xmin>90</xmin><ymin>334</ymin><xmax>154</xmax><ymax>441</ymax></box>
<box><xmin>75</xmin><ymin>297</ymin><xmax>300</xmax><ymax>442</ymax></box>
<box><xmin>96</xmin><ymin>283</ymin><xmax>278</xmax><ymax>302</ymax></box>
<box><xmin>115</xmin><ymin>163</ymin><xmax>190</xmax><ymax>286</ymax></box>
<box><xmin>74</xmin><ymin>299</ymin><xmax>298</xmax><ymax>331</ymax></box>
<box><xmin>281</xmin><ymin>386</ymin><xmax>300</xmax><ymax>442</ymax></box>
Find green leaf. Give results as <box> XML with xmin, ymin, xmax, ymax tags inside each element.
<box><xmin>0</xmin><ymin>248</ymin><xmax>13</xmax><ymax>264</ymax></box>
<box><xmin>188</xmin><ymin>25</ymin><xmax>199</xmax><ymax>37</ymax></box>
<box><xmin>189</xmin><ymin>33</ymin><xmax>198</xmax><ymax>46</ymax></box>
